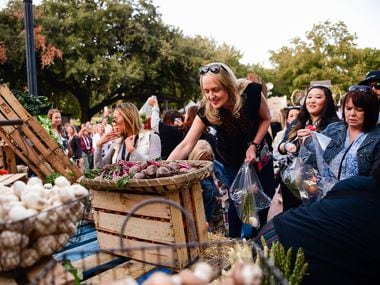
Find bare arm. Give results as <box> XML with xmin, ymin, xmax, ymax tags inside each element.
<box><xmin>246</xmin><ymin>93</ymin><xmax>271</xmax><ymax>162</ymax></box>
<box><xmin>167</xmin><ymin>116</ymin><xmax>206</xmax><ymax>160</ymax></box>
<box><xmin>148</xmin><ymin>97</ymin><xmax>160</xmax><ymax>133</ymax></box>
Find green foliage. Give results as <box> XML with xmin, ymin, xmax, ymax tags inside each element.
<box><xmin>268</xmin><ymin>20</ymin><xmax>375</xmax><ymax>98</ymax></box>
<box><xmin>13</xmin><ymin>90</ymin><xmax>53</xmax><ymax>116</ymax></box>
<box><xmin>45</xmin><ymin>172</ymin><xmax>61</xmax><ymax>185</ymax></box>
<box><xmin>37</xmin><ymin>114</ymin><xmax>61</xmax><ymax>146</ymax></box>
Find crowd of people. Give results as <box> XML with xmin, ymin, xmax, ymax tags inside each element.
<box><xmin>46</xmin><ymin>66</ymin><xmax>379</xmax><ymax>284</ymax></box>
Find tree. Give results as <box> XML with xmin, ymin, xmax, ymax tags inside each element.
<box><xmin>268</xmin><ymin>20</ymin><xmax>377</xmax><ymax>98</ymax></box>
<box><xmin>1</xmin><ymin>0</ymin><xmax>247</xmax><ymax>121</ymax></box>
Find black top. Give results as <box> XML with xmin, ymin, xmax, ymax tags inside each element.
<box><xmin>198</xmin><ymin>82</ymin><xmax>262</xmax><ymax>167</ymax></box>
<box><xmin>68</xmin><ymin>135</ymin><xmax>82</xmax><ymax>160</ymax></box>
<box><xmin>273</xmin><ymin>176</ymin><xmax>380</xmax><ymax>285</ymax></box>
<box><xmin>158</xmin><ymin>122</ymin><xmax>184</xmax><ymax>160</ymax></box>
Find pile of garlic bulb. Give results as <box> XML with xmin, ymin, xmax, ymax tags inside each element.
<box><xmin>0</xmin><ymin>176</ymin><xmax>89</xmax><ymax>271</ymax></box>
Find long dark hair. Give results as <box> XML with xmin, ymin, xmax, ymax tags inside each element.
<box><xmin>288</xmin><ymin>86</ymin><xmax>338</xmax><ymax>141</ymax></box>
<box><xmin>180</xmin><ymin>105</ymin><xmax>199</xmax><ymax>134</ymax></box>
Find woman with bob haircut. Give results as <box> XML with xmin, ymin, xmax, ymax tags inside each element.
<box><xmin>168</xmin><ymin>62</ymin><xmax>273</xmax><ymax>238</ymax></box>
<box><xmin>94</xmin><ymin>102</ymin><xmax>161</xmax><ymax>167</ymax></box>
<box><xmin>320</xmin><ymin>85</ymin><xmax>380</xmax><ymax>180</ymax></box>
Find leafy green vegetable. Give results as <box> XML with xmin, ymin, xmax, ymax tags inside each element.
<box><xmin>116</xmin><ymin>173</ymin><xmax>135</xmax><ymax>187</ymax></box>
<box><xmin>45</xmin><ymin>172</ymin><xmax>61</xmax><ymax>184</ymax></box>
<box><xmin>260</xmin><ymin>237</ymin><xmax>308</xmax><ymax>285</ymax></box>
<box><xmin>84</xmin><ymin>168</ymin><xmax>102</xmax><ymax>179</ymax></box>
<box><xmin>63</xmin><ymin>260</ymin><xmax>83</xmax><ymax>284</ymax></box>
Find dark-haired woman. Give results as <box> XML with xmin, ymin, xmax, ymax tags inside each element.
<box><xmin>278</xmin><ymin>85</ymin><xmax>340</xmax><ymax>210</ymax></box>
<box><xmin>320</xmin><ymin>85</ymin><xmax>380</xmax><ymax>180</ymax></box>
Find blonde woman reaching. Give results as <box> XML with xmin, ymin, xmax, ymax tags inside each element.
<box><xmin>168</xmin><ymin>62</ymin><xmax>273</xmax><ymax>238</ymax></box>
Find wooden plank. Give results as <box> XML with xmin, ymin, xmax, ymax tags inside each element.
<box><xmin>167</xmin><ymin>191</ymin><xmax>188</xmax><ymax>269</ymax></box>
<box><xmin>91</xmin><ymin>190</ymin><xmax>170</xmax><ymax>219</ymax></box>
<box><xmin>190</xmin><ymin>182</ymin><xmax>208</xmax><ymax>243</ymax></box>
<box><xmin>2</xmin><ymin>145</ymin><xmax>17</xmax><ymax>174</ymax></box>
<box><xmin>0</xmin><ymin>85</ymin><xmax>31</xmax><ymax>119</ymax></box>
<box><xmin>95</xmin><ymin>211</ymin><xmax>175</xmax><ymax>243</ymax></box>
<box><xmin>180</xmin><ymin>187</ymin><xmax>200</xmax><ymax>260</ymax></box>
<box><xmin>97</xmin><ymin>232</ymin><xmax>178</xmax><ymax>268</ymax></box>
<box><xmin>86</xmin><ymin>259</ymin><xmax>156</xmax><ymax>285</ymax></box>
<box><xmin>0</xmin><ymin>173</ymin><xmax>27</xmax><ymax>185</ymax></box>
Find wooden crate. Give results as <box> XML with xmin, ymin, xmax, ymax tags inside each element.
<box><xmin>0</xmin><ymin>85</ymin><xmax>81</xmax><ymax>182</ymax></box>
<box><xmin>91</xmin><ymin>183</ymin><xmax>207</xmax><ymax>270</ymax></box>
<box><xmin>81</xmin><ymin>161</ymin><xmax>213</xmax><ymax>270</ymax></box>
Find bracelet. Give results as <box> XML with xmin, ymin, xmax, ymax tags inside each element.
<box><xmin>248</xmin><ymin>141</ymin><xmax>261</xmax><ymax>150</ymax></box>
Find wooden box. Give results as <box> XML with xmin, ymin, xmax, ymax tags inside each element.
<box><xmin>0</xmin><ymin>85</ymin><xmax>81</xmax><ymax>182</ymax></box>
<box><xmin>80</xmin><ymin>161</ymin><xmax>213</xmax><ymax>270</ymax></box>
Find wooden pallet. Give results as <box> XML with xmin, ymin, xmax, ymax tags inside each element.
<box><xmin>0</xmin><ymin>85</ymin><xmax>81</xmax><ymax>182</ymax></box>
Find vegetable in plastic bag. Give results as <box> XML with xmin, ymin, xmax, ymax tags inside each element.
<box><xmin>230</xmin><ymin>162</ymin><xmax>271</xmax><ymax>228</ymax></box>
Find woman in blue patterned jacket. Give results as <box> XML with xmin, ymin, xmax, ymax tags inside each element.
<box><xmin>320</xmin><ymin>85</ymin><xmax>379</xmax><ymax>179</ymax></box>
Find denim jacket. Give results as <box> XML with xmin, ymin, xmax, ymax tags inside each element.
<box><xmin>322</xmin><ymin>122</ymin><xmax>380</xmax><ymax>176</ymax></box>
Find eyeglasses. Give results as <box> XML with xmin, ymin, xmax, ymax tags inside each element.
<box><xmin>370</xmin><ymin>82</ymin><xmax>380</xmax><ymax>90</ymax></box>
<box><xmin>112</xmin><ymin>117</ymin><xmax>122</xmax><ymax>124</ymax></box>
<box><xmin>348</xmin><ymin>85</ymin><xmax>373</xmax><ymax>93</ymax></box>
<box><xmin>199</xmin><ymin>64</ymin><xmax>228</xmax><ymax>75</ymax></box>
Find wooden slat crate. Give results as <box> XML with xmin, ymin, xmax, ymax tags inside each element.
<box><xmin>91</xmin><ymin>183</ymin><xmax>208</xmax><ymax>270</ymax></box>
<box><xmin>0</xmin><ymin>85</ymin><xmax>81</xmax><ymax>182</ymax></box>
<box><xmin>80</xmin><ymin>161</ymin><xmax>213</xmax><ymax>270</ymax></box>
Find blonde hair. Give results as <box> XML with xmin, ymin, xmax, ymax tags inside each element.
<box><xmin>199</xmin><ymin>62</ymin><xmax>242</xmax><ymax>125</ymax></box>
<box><xmin>115</xmin><ymin>102</ymin><xmax>142</xmax><ymax>137</ymax></box>
<box><xmin>188</xmin><ymin>140</ymin><xmax>214</xmax><ymax>161</ymax></box>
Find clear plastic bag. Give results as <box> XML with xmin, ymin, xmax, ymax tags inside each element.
<box><xmin>312</xmin><ymin>132</ymin><xmax>338</xmax><ymax>197</ymax></box>
<box><xmin>280</xmin><ymin>154</ymin><xmax>302</xmax><ymax>199</ymax></box>
<box><xmin>230</xmin><ymin>162</ymin><xmax>271</xmax><ymax>228</ymax></box>
<box><xmin>139</xmin><ymin>95</ymin><xmax>157</xmax><ymax>118</ymax></box>
<box><xmin>282</xmin><ymin>133</ymin><xmax>338</xmax><ymax>204</ymax></box>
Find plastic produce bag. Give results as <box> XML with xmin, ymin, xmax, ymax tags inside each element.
<box><xmin>282</xmin><ymin>132</ymin><xmax>338</xmax><ymax>204</ymax></box>
<box><xmin>139</xmin><ymin>95</ymin><xmax>157</xmax><ymax>119</ymax></box>
<box><xmin>312</xmin><ymin>132</ymin><xmax>338</xmax><ymax>197</ymax></box>
<box><xmin>230</xmin><ymin>162</ymin><xmax>271</xmax><ymax>228</ymax></box>
<box><xmin>279</xmin><ymin>154</ymin><xmax>303</xmax><ymax>199</ymax></box>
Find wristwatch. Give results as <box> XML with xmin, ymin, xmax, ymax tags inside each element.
<box><xmin>248</xmin><ymin>141</ymin><xmax>261</xmax><ymax>150</ymax></box>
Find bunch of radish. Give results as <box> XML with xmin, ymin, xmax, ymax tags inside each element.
<box><xmin>87</xmin><ymin>160</ymin><xmax>198</xmax><ymax>181</ymax></box>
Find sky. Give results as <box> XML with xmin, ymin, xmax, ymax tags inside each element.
<box><xmin>1</xmin><ymin>0</ymin><xmax>379</xmax><ymax>68</ymax></box>
<box><xmin>152</xmin><ymin>0</ymin><xmax>380</xmax><ymax>67</ymax></box>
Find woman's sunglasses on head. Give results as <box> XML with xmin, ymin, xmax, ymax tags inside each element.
<box><xmin>348</xmin><ymin>85</ymin><xmax>373</xmax><ymax>93</ymax></box>
<box><xmin>199</xmin><ymin>64</ymin><xmax>228</xmax><ymax>75</ymax></box>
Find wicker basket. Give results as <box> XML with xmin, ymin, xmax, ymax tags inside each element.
<box><xmin>79</xmin><ymin>160</ymin><xmax>213</xmax><ymax>194</ymax></box>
